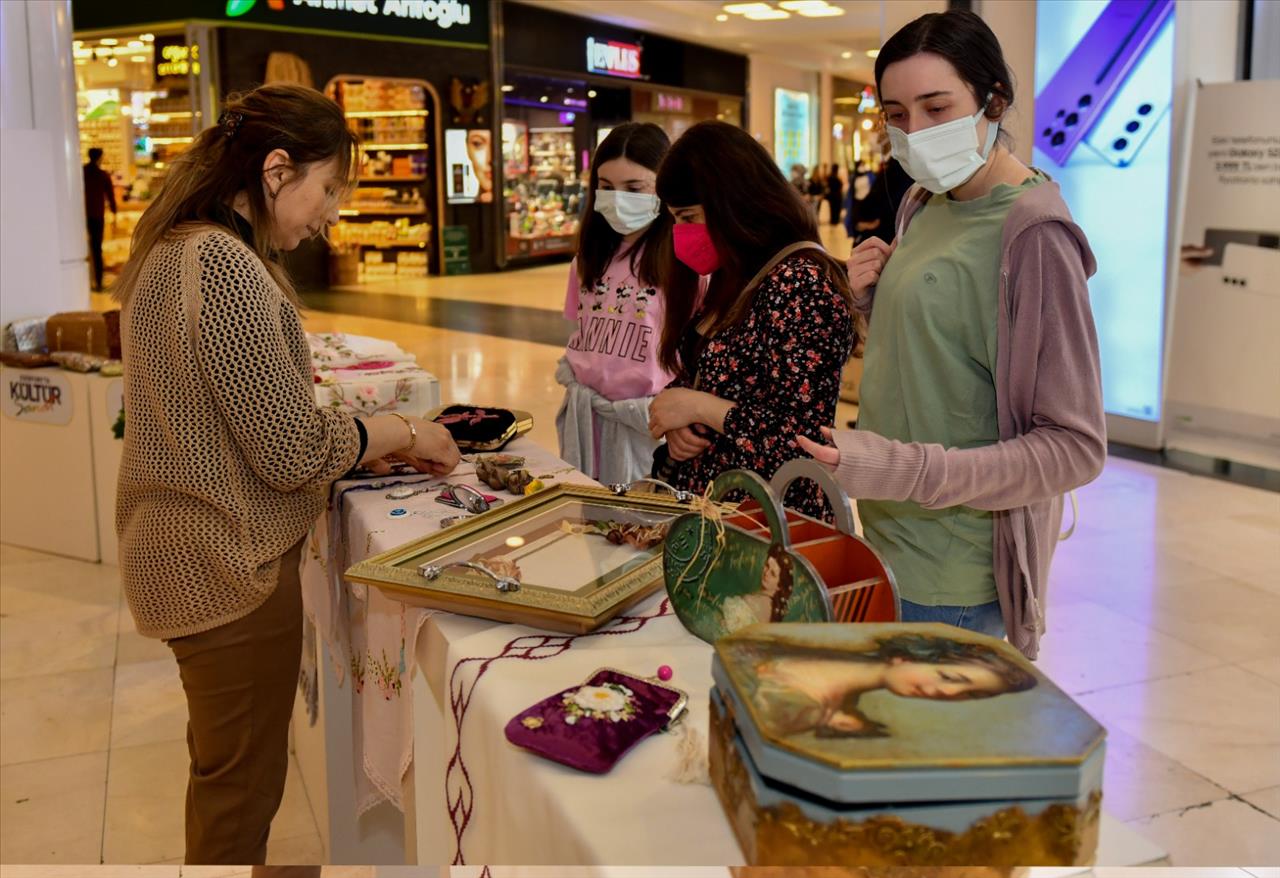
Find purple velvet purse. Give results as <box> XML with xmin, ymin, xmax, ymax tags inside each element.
<box><xmin>504</xmin><ymin>668</ymin><xmax>688</xmax><ymax>774</ymax></box>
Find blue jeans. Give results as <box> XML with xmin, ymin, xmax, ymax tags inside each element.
<box><xmin>900</xmin><ymin>599</ymin><xmax>1006</xmax><ymax>640</ymax></box>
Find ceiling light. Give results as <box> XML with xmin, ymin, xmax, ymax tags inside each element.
<box><xmin>866</xmin><ymin>48</ymin><xmax>880</xmax><ymax>59</ymax></box>
<box><xmin>539</xmin><ymin>95</ymin><xmax>549</xmax><ymax>103</ymax></box>
<box><xmin>131</xmin><ymin>55</ymin><xmax>148</xmax><ymax>62</ymax></box>
<box><xmin>588</xmin><ymin>90</ymin><xmax>598</xmax><ymax>98</ymax></box>
<box><xmin>841</xmin><ymin>50</ymin><xmax>852</xmax><ymax>59</ymax></box>
<box><xmin>141</xmin><ymin>33</ymin><xmax>155</xmax><ymax>41</ymax></box>
<box><xmin>716</xmin><ymin>13</ymin><xmax>729</xmax><ymax>21</ymax></box>
<box><xmin>106</xmin><ymin>57</ymin><xmax>118</xmax><ymax>67</ymax></box>
<box><xmin>128</xmin><ymin>40</ymin><xmax>144</xmax><ymax>48</ymax></box>
<box><xmin>743</xmin><ymin>8</ymin><xmax>790</xmax><ymax>19</ymax></box>
<box><xmin>566</xmin><ymin>87</ymin><xmax>575</xmax><ymax>93</ymax></box>
<box><xmin>500</xmin><ymin>84</ymin><xmax>515</xmax><ymax>92</ymax></box>
<box><xmin>862</xmin><ymin>118</ymin><xmax>873</xmax><ymax>130</ymax></box>
<box><xmin>780</xmin><ymin>0</ymin><xmax>844</xmax><ymax>13</ymax></box>
<box><xmin>100</xmin><ymin>37</ymin><xmax>118</xmax><ymax>46</ymax></box>
<box><xmin>723</xmin><ymin>2</ymin><xmax>774</xmax><ymax>13</ymax></box>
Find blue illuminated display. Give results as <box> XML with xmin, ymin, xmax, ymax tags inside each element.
<box><xmin>1034</xmin><ymin>0</ymin><xmax>1175</xmax><ymax>422</ymax></box>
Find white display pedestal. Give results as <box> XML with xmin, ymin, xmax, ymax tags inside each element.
<box><xmin>88</xmin><ymin>373</ymin><xmax>124</xmax><ymax>565</ymax></box>
<box><xmin>0</xmin><ymin>366</ymin><xmax>100</xmax><ymax>560</ymax></box>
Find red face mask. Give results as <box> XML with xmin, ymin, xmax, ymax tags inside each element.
<box><xmin>673</xmin><ymin>222</ymin><xmax>721</xmax><ymax>275</ymax></box>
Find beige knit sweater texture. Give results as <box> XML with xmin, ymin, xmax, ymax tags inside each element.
<box><xmin>117</xmin><ymin>226</ymin><xmax>361</xmax><ymax>640</ymax></box>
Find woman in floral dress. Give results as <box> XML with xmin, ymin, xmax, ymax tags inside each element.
<box><xmin>647</xmin><ymin>121</ymin><xmax>856</xmax><ymax>518</ymax></box>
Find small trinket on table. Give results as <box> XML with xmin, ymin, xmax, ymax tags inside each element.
<box><xmin>504</xmin><ymin>667</ymin><xmax>688</xmax><ymax>773</ymax></box>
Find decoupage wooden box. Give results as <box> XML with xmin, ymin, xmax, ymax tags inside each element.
<box><xmin>709</xmin><ymin>623</ymin><xmax>1105</xmax><ymax>866</ymax></box>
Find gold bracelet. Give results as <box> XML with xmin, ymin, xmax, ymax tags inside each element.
<box><xmin>390</xmin><ymin>412</ymin><xmax>417</xmax><ymax>454</ymax></box>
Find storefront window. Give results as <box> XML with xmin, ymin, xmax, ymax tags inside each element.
<box><xmin>500</xmin><ymin>74</ymin><xmax>611</xmax><ymax>262</ymax></box>
<box><xmin>325</xmin><ymin>76</ymin><xmax>438</xmax><ymax>285</ymax></box>
<box><xmin>630</xmin><ymin>89</ymin><xmax>742</xmax><ymax>143</ymax></box>
<box><xmin>73</xmin><ymin>29</ymin><xmax>198</xmax><ymax>286</ymax></box>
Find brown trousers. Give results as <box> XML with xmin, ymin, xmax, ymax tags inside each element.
<box><xmin>169</xmin><ymin>542</ymin><xmax>307</xmax><ymax>865</ymax></box>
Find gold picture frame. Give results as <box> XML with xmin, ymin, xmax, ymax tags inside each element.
<box><xmin>345</xmin><ymin>483</ymin><xmax>694</xmax><ymax>632</ymax></box>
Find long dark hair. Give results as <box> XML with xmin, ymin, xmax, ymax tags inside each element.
<box><xmin>874</xmin><ymin>9</ymin><xmax>1015</xmax><ymax>144</ymax></box>
<box><xmin>655</xmin><ymin>121</ymin><xmax>853</xmax><ymax>376</ymax></box>
<box><xmin>576</xmin><ymin>123</ymin><xmax>673</xmax><ymax>292</ymax></box>
<box><xmin>113</xmin><ymin>84</ymin><xmax>357</xmax><ymax>306</ymax></box>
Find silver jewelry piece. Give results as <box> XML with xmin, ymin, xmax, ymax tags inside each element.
<box><xmin>420</xmin><ymin>561</ymin><xmax>519</xmax><ymax>593</ymax></box>
<box><xmin>609</xmin><ymin>479</ymin><xmax>695</xmax><ymax>503</ymax></box>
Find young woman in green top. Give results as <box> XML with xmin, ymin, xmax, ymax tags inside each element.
<box><xmin>800</xmin><ymin>11</ymin><xmax>1105</xmax><ymax>647</ymax></box>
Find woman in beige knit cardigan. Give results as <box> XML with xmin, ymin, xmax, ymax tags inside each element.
<box><xmin>113</xmin><ymin>84</ymin><xmax>460</xmax><ymax>866</ymax></box>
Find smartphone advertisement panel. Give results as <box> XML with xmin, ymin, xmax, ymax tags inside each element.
<box><xmin>1034</xmin><ymin>0</ymin><xmax>1175</xmax><ymax>422</ymax></box>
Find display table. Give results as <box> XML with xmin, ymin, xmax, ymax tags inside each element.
<box><xmin>296</xmin><ymin>439</ymin><xmax>1167</xmax><ymax>868</ymax></box>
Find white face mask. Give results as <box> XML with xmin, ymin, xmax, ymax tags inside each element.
<box><xmin>887</xmin><ymin>102</ymin><xmax>999</xmax><ymax>194</ymax></box>
<box><xmin>594</xmin><ymin>189</ymin><xmax>660</xmax><ymax>235</ymax></box>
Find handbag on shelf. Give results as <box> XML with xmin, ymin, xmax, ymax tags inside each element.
<box><xmin>429</xmin><ymin>404</ymin><xmax>532</xmax><ymax>452</ymax></box>
<box><xmin>45</xmin><ymin>310</ymin><xmax>121</xmax><ymax>359</ymax></box>
<box><xmin>504</xmin><ymin>667</ymin><xmax>688</xmax><ymax>774</ymax></box>
<box><xmin>662</xmin><ymin>459</ymin><xmax>900</xmax><ymax>644</ymax></box>
<box><xmin>3</xmin><ymin>317</ymin><xmax>47</xmax><ymax>353</ymax></box>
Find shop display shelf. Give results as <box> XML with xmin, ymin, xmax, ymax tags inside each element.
<box><xmin>339</xmin><ymin>206</ymin><xmax>428</xmax><ymax>216</ymax></box>
<box><xmin>345</xmin><ymin>109</ymin><xmax>429</xmax><ymax>118</ymax></box>
<box><xmin>358</xmin><ymin>175</ymin><xmax>427</xmax><ymax>183</ymax></box>
<box><xmin>355</xmin><ymin>242</ymin><xmax>431</xmax><ymax>249</ymax></box>
<box><xmin>360</xmin><ymin>142</ymin><xmax>430</xmax><ymax>150</ymax></box>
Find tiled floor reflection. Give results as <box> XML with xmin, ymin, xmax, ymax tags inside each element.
<box><xmin>9</xmin><ymin>231</ymin><xmax>1279</xmax><ymax>866</ymax></box>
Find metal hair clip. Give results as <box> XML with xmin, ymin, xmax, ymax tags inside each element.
<box><xmin>218</xmin><ymin>110</ymin><xmax>244</xmax><ymax>138</ymax></box>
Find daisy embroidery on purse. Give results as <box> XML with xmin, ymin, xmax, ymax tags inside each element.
<box><xmin>562</xmin><ymin>682</ymin><xmax>637</xmax><ymax>724</ymax></box>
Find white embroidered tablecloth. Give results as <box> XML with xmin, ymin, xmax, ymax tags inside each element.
<box><xmin>300</xmin><ymin>438</ymin><xmax>590</xmax><ymax>818</ymax></box>
<box><xmin>426</xmin><ymin>592</ymin><xmax>739</xmax><ymax>866</ymax></box>
<box><xmin>308</xmin><ymin>331</ymin><xmax>416</xmax><ymax>368</ymax></box>
<box><xmin>307</xmin><ymin>332</ymin><xmax>439</xmax><ymax>418</ymax></box>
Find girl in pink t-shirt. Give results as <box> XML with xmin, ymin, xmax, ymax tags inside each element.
<box><xmin>557</xmin><ymin>123</ymin><xmax>675</xmax><ymax>483</ymax></box>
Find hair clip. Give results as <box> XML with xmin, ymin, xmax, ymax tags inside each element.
<box><xmin>218</xmin><ymin>110</ymin><xmax>244</xmax><ymax>138</ymax></box>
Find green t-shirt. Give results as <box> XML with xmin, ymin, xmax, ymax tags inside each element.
<box><xmin>858</xmin><ymin>175</ymin><xmax>1043</xmax><ymax>607</ymax></box>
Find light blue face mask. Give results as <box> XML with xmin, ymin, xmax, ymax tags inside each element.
<box><xmin>594</xmin><ymin>189</ymin><xmax>660</xmax><ymax>235</ymax></box>
<box><xmin>887</xmin><ymin>100</ymin><xmax>1000</xmax><ymax>193</ymax></box>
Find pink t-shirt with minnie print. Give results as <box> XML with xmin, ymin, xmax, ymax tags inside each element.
<box><xmin>563</xmin><ymin>247</ymin><xmax>674</xmax><ymax>401</ymax></box>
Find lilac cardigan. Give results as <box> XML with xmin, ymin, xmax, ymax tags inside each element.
<box><xmin>830</xmin><ymin>181</ymin><xmax>1106</xmax><ymax>659</ymax></box>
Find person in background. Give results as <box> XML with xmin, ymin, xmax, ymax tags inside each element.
<box><xmin>842</xmin><ymin>160</ymin><xmax>872</xmax><ymax>241</ymax></box>
<box><xmin>556</xmin><ymin>122</ymin><xmax>675</xmax><ymax>485</ymax></box>
<box><xmin>789</xmin><ymin>163</ymin><xmax>808</xmax><ymax>196</ymax></box>
<box><xmin>83</xmin><ymin>146</ymin><xmax>117</xmax><ymax>291</ymax></box>
<box><xmin>799</xmin><ymin>10</ymin><xmax>1105</xmax><ymax>658</ymax></box>
<box><xmin>825</xmin><ymin>163</ymin><xmax>845</xmax><ymax>227</ymax></box>
<box><xmin>113</xmin><ymin>84</ymin><xmax>460</xmax><ymax>865</ymax></box>
<box><xmin>806</xmin><ymin>166</ymin><xmax>826</xmax><ymax>218</ymax></box>
<box><xmin>850</xmin><ymin>154</ymin><xmax>914</xmax><ymax>246</ymax></box>
<box><xmin>647</xmin><ymin>121</ymin><xmax>855</xmax><ymax>519</ymax></box>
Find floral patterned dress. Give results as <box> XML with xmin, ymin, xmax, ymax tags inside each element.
<box><xmin>667</xmin><ymin>253</ymin><xmax>855</xmax><ymax>519</ymax></box>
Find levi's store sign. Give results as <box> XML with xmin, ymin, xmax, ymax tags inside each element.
<box><xmin>587</xmin><ymin>37</ymin><xmax>642</xmax><ymax>79</ymax></box>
